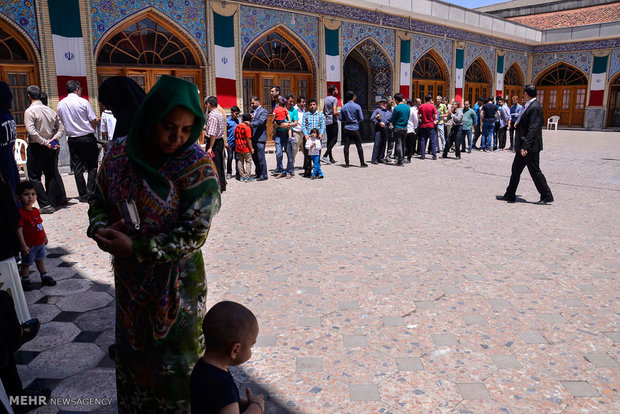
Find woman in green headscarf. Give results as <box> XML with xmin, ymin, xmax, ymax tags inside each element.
<box><xmin>87</xmin><ymin>75</ymin><xmax>220</xmax><ymax>413</ymax></box>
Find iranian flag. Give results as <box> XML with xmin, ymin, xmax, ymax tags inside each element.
<box><xmin>399</xmin><ymin>39</ymin><xmax>411</xmax><ymax>98</ymax></box>
<box><xmin>589</xmin><ymin>55</ymin><xmax>608</xmax><ymax>106</ymax></box>
<box><xmin>213</xmin><ymin>12</ymin><xmax>237</xmax><ymax>108</ymax></box>
<box><xmin>49</xmin><ymin>0</ymin><xmax>88</xmax><ymax>100</ymax></box>
<box><xmin>454</xmin><ymin>48</ymin><xmax>464</xmax><ymax>103</ymax></box>
<box><xmin>495</xmin><ymin>54</ymin><xmax>504</xmax><ymax>97</ymax></box>
<box><xmin>325</xmin><ymin>28</ymin><xmax>341</xmax><ymax>104</ymax></box>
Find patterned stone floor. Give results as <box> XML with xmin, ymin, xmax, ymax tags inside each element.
<box><xmin>15</xmin><ymin>130</ymin><xmax>620</xmax><ymax>413</ymax></box>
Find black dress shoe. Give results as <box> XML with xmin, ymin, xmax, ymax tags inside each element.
<box><xmin>18</xmin><ymin>318</ymin><xmax>40</xmax><ymax>348</ymax></box>
<box><xmin>370</xmin><ymin>161</ymin><xmax>378</xmax><ymax>165</ymax></box>
<box><xmin>496</xmin><ymin>195</ymin><xmax>516</xmax><ymax>203</ymax></box>
<box><xmin>535</xmin><ymin>197</ymin><xmax>554</xmax><ymax>205</ymax></box>
<box><xmin>360</xmin><ymin>163</ymin><xmax>369</xmax><ymax>168</ymax></box>
<box><xmin>256</xmin><ymin>176</ymin><xmax>268</xmax><ymax>181</ymax></box>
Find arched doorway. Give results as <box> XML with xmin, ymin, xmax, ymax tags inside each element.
<box><xmin>606</xmin><ymin>73</ymin><xmax>620</xmax><ymax>127</ymax></box>
<box><xmin>465</xmin><ymin>58</ymin><xmax>491</xmax><ymax>104</ymax></box>
<box><xmin>343</xmin><ymin>49</ymin><xmax>369</xmax><ymax>110</ymax></box>
<box><xmin>242</xmin><ymin>27</ymin><xmax>314</xmax><ymax>112</ymax></box>
<box><xmin>412</xmin><ymin>49</ymin><xmax>448</xmax><ymax>102</ymax></box>
<box><xmin>0</xmin><ymin>21</ymin><xmax>39</xmax><ymax>139</ymax></box>
<box><xmin>535</xmin><ymin>63</ymin><xmax>587</xmax><ymax>127</ymax></box>
<box><xmin>503</xmin><ymin>63</ymin><xmax>523</xmax><ymax>103</ymax></box>
<box><xmin>97</xmin><ymin>14</ymin><xmax>203</xmax><ymax>94</ymax></box>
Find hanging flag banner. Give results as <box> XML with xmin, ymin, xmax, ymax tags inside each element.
<box><xmin>589</xmin><ymin>55</ymin><xmax>608</xmax><ymax>106</ymax></box>
<box><xmin>399</xmin><ymin>39</ymin><xmax>411</xmax><ymax>99</ymax></box>
<box><xmin>454</xmin><ymin>48</ymin><xmax>464</xmax><ymax>103</ymax></box>
<box><xmin>213</xmin><ymin>12</ymin><xmax>237</xmax><ymax>108</ymax></box>
<box><xmin>495</xmin><ymin>54</ymin><xmax>504</xmax><ymax>97</ymax></box>
<box><xmin>49</xmin><ymin>0</ymin><xmax>88</xmax><ymax>100</ymax></box>
<box><xmin>325</xmin><ymin>27</ymin><xmax>341</xmax><ymax>104</ymax></box>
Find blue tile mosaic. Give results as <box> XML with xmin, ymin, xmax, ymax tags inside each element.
<box><xmin>412</xmin><ymin>34</ymin><xmax>452</xmax><ymax>71</ymax></box>
<box><xmin>532</xmin><ymin>51</ymin><xmax>593</xmax><ymax>81</ymax></box>
<box><xmin>465</xmin><ymin>42</ymin><xmax>495</xmax><ymax>75</ymax></box>
<box><xmin>342</xmin><ymin>21</ymin><xmax>395</xmax><ymax>62</ymax></box>
<box><xmin>609</xmin><ymin>49</ymin><xmax>620</xmax><ymax>79</ymax></box>
<box><xmin>504</xmin><ymin>51</ymin><xmax>528</xmax><ymax>78</ymax></box>
<box><xmin>0</xmin><ymin>0</ymin><xmax>39</xmax><ymax>49</ymax></box>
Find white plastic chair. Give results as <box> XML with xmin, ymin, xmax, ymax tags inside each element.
<box><xmin>547</xmin><ymin>116</ymin><xmax>560</xmax><ymax>130</ymax></box>
<box><xmin>0</xmin><ymin>257</ymin><xmax>32</xmax><ymax>324</ymax></box>
<box><xmin>13</xmin><ymin>138</ymin><xmax>28</xmax><ymax>177</ymax></box>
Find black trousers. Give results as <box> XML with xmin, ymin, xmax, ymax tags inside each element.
<box><xmin>443</xmin><ymin>125</ymin><xmax>462</xmax><ymax>158</ymax></box>
<box><xmin>504</xmin><ymin>151</ymin><xmax>553</xmax><ymax>200</ymax></box>
<box><xmin>405</xmin><ymin>132</ymin><xmax>417</xmax><ymax>159</ymax></box>
<box><xmin>342</xmin><ymin>129</ymin><xmax>365</xmax><ymax>166</ymax></box>
<box><xmin>497</xmin><ymin>126</ymin><xmax>508</xmax><ymax>149</ymax></box>
<box><xmin>473</xmin><ymin>123</ymin><xmax>481</xmax><ymax>148</ymax></box>
<box><xmin>252</xmin><ymin>139</ymin><xmax>267</xmax><ymax>179</ymax></box>
<box><xmin>301</xmin><ymin>136</ymin><xmax>312</xmax><ymax>175</ymax></box>
<box><xmin>0</xmin><ymin>291</ymin><xmax>23</xmax><ymax>399</ymax></box>
<box><xmin>371</xmin><ymin>126</ymin><xmax>388</xmax><ymax>163</ymax></box>
<box><xmin>27</xmin><ymin>144</ymin><xmax>67</xmax><ymax>207</ymax></box>
<box><xmin>509</xmin><ymin>124</ymin><xmax>516</xmax><ymax>149</ymax></box>
<box><xmin>67</xmin><ymin>134</ymin><xmax>98</xmax><ymax>202</ymax></box>
<box><xmin>212</xmin><ymin>138</ymin><xmax>226</xmax><ymax>191</ymax></box>
<box><xmin>323</xmin><ymin>122</ymin><xmax>339</xmax><ymax>161</ymax></box>
<box><xmin>392</xmin><ymin>128</ymin><xmax>406</xmax><ymax>164</ymax></box>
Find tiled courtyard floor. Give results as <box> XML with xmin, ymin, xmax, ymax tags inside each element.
<box><xmin>15</xmin><ymin>130</ymin><xmax>620</xmax><ymax>413</ymax></box>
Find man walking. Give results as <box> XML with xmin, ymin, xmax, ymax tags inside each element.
<box><xmin>390</xmin><ymin>93</ymin><xmax>409</xmax><ymax>166</ymax></box>
<box><xmin>339</xmin><ymin>91</ymin><xmax>367</xmax><ymax>168</ymax></box>
<box><xmin>250</xmin><ymin>96</ymin><xmax>268</xmax><ymax>181</ymax></box>
<box><xmin>370</xmin><ymin>97</ymin><xmax>391</xmax><ymax>164</ymax></box>
<box><xmin>205</xmin><ymin>95</ymin><xmax>227</xmax><ymax>192</ymax></box>
<box><xmin>442</xmin><ymin>100</ymin><xmax>463</xmax><ymax>159</ymax></box>
<box><xmin>322</xmin><ymin>85</ymin><xmax>339</xmax><ymax>164</ymax></box>
<box><xmin>24</xmin><ymin>85</ymin><xmax>67</xmax><ymax>213</ymax></box>
<box><xmin>417</xmin><ymin>95</ymin><xmax>438</xmax><ymax>160</ymax></box>
<box><xmin>56</xmin><ymin>80</ymin><xmax>98</xmax><ymax>203</ymax></box>
<box><xmin>496</xmin><ymin>85</ymin><xmax>553</xmax><ymax>205</ymax></box>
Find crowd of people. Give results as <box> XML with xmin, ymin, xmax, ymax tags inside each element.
<box><xmin>1</xmin><ymin>74</ymin><xmax>552</xmax><ymax>413</ymax></box>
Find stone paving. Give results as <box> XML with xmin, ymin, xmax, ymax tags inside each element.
<box><xmin>15</xmin><ymin>130</ymin><xmax>620</xmax><ymax>413</ymax></box>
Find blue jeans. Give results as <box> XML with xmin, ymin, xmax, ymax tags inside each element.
<box><xmin>310</xmin><ymin>154</ymin><xmax>323</xmax><ymax>177</ymax></box>
<box><xmin>463</xmin><ymin>129</ymin><xmax>472</xmax><ymax>151</ymax></box>
<box><xmin>482</xmin><ymin>120</ymin><xmax>494</xmax><ymax>151</ymax></box>
<box><xmin>275</xmin><ymin>130</ymin><xmax>293</xmax><ymax>174</ymax></box>
<box><xmin>419</xmin><ymin>127</ymin><xmax>437</xmax><ymax>159</ymax></box>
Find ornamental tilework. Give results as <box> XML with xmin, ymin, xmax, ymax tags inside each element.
<box><xmin>465</xmin><ymin>43</ymin><xmax>495</xmax><ymax>74</ymax></box>
<box><xmin>90</xmin><ymin>0</ymin><xmax>206</xmax><ymax>52</ymax></box>
<box><xmin>609</xmin><ymin>49</ymin><xmax>620</xmax><ymax>79</ymax></box>
<box><xmin>353</xmin><ymin>39</ymin><xmax>392</xmax><ymax>106</ymax></box>
<box><xmin>0</xmin><ymin>0</ymin><xmax>39</xmax><ymax>49</ymax></box>
<box><xmin>504</xmin><ymin>51</ymin><xmax>528</xmax><ymax>78</ymax></box>
<box><xmin>239</xmin><ymin>6</ymin><xmax>319</xmax><ymax>60</ymax></box>
<box><xmin>342</xmin><ymin>21</ymin><xmax>395</xmax><ymax>63</ymax></box>
<box><xmin>532</xmin><ymin>51</ymin><xmax>593</xmax><ymax>80</ymax></box>
<box><xmin>412</xmin><ymin>33</ymin><xmax>451</xmax><ymax>71</ymax></box>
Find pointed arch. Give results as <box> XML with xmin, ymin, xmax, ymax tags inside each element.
<box><xmin>0</xmin><ymin>16</ymin><xmax>40</xmax><ymax>133</ymax></box>
<box><xmin>535</xmin><ymin>62</ymin><xmax>587</xmax><ymax>127</ymax></box>
<box><xmin>95</xmin><ymin>10</ymin><xmax>204</xmax><ymax>94</ymax></box>
<box><xmin>412</xmin><ymin>48</ymin><xmax>449</xmax><ymax>101</ymax></box>
<box><xmin>464</xmin><ymin>57</ymin><xmax>491</xmax><ymax>104</ymax></box>
<box><xmin>606</xmin><ymin>72</ymin><xmax>620</xmax><ymax>127</ymax></box>
<box><xmin>504</xmin><ymin>63</ymin><xmax>524</xmax><ymax>86</ymax></box>
<box><xmin>242</xmin><ymin>25</ymin><xmax>314</xmax><ymax>73</ymax></box>
<box><xmin>344</xmin><ymin>36</ymin><xmax>393</xmax><ymax>73</ymax></box>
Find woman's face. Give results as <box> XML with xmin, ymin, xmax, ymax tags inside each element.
<box><xmin>154</xmin><ymin>106</ymin><xmax>196</xmax><ymax>155</ymax></box>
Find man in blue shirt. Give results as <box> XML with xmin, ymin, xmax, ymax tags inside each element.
<box><xmin>370</xmin><ymin>97</ymin><xmax>391</xmax><ymax>164</ymax></box>
<box><xmin>508</xmin><ymin>95</ymin><xmax>522</xmax><ymax>151</ymax></box>
<box><xmin>339</xmin><ymin>91</ymin><xmax>368</xmax><ymax>168</ymax></box>
<box><xmin>225</xmin><ymin>106</ymin><xmax>240</xmax><ymax>180</ymax></box>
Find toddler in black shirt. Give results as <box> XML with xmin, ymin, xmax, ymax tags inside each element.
<box><xmin>190</xmin><ymin>301</ymin><xmax>263</xmax><ymax>414</ymax></box>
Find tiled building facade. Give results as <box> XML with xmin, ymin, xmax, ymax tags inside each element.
<box><xmin>1</xmin><ymin>0</ymin><xmax>619</xmax><ymax>131</ymax></box>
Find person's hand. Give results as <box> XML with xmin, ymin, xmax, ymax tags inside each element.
<box><xmin>21</xmin><ymin>244</ymin><xmax>30</xmax><ymax>255</ymax></box>
<box><xmin>207</xmin><ymin>148</ymin><xmax>214</xmax><ymax>157</ymax></box>
<box><xmin>520</xmin><ymin>149</ymin><xmax>527</xmax><ymax>157</ymax></box>
<box><xmin>44</xmin><ymin>236</ymin><xmax>48</xmax><ymax>245</ymax></box>
<box><xmin>94</xmin><ymin>220</ymin><xmax>132</xmax><ymax>256</ymax></box>
<box><xmin>224</xmin><ymin>143</ymin><xmax>230</xmax><ymax>150</ymax></box>
<box><xmin>251</xmin><ymin>149</ymin><xmax>254</xmax><ymax>154</ymax></box>
<box><xmin>246</xmin><ymin>388</ymin><xmax>264</xmax><ymax>413</ymax></box>
<box><xmin>380</xmin><ymin>122</ymin><xmax>385</xmax><ymax>128</ymax></box>
<box><xmin>319</xmin><ymin>134</ymin><xmax>323</xmax><ymax>140</ymax></box>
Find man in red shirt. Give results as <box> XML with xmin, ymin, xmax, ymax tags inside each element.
<box><xmin>417</xmin><ymin>94</ymin><xmax>439</xmax><ymax>160</ymax></box>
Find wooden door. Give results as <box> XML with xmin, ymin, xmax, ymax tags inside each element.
<box><xmin>0</xmin><ymin>66</ymin><xmax>36</xmax><ymax>141</ymax></box>
<box><xmin>607</xmin><ymin>84</ymin><xmax>620</xmax><ymax>127</ymax></box>
<box><xmin>539</xmin><ymin>86</ymin><xmax>586</xmax><ymax>127</ymax></box>
<box><xmin>413</xmin><ymin>80</ymin><xmax>447</xmax><ymax>102</ymax></box>
<box><xmin>465</xmin><ymin>83</ymin><xmax>489</xmax><ymax>105</ymax></box>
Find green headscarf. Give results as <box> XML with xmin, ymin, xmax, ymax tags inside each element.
<box><xmin>126</xmin><ymin>75</ymin><xmax>206</xmax><ymax>199</ymax></box>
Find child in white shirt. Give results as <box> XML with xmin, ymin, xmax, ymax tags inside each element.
<box><xmin>305</xmin><ymin>128</ymin><xmax>323</xmax><ymax>179</ymax></box>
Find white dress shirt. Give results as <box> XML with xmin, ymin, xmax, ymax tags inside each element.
<box><xmin>57</xmin><ymin>93</ymin><xmax>96</xmax><ymax>137</ymax></box>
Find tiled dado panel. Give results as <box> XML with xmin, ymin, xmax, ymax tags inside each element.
<box><xmin>609</xmin><ymin>49</ymin><xmax>620</xmax><ymax>80</ymax></box>
<box><xmin>239</xmin><ymin>6</ymin><xmax>319</xmax><ymax>59</ymax></box>
<box><xmin>90</xmin><ymin>0</ymin><xmax>207</xmax><ymax>52</ymax></box>
<box><xmin>412</xmin><ymin>33</ymin><xmax>452</xmax><ymax>71</ymax></box>
<box><xmin>465</xmin><ymin>42</ymin><xmax>496</xmax><ymax>74</ymax></box>
<box><xmin>0</xmin><ymin>0</ymin><xmax>39</xmax><ymax>49</ymax></box>
<box><xmin>342</xmin><ymin>21</ymin><xmax>395</xmax><ymax>63</ymax></box>
<box><xmin>532</xmin><ymin>51</ymin><xmax>593</xmax><ymax>80</ymax></box>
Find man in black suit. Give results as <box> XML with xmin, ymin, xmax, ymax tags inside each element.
<box><xmin>250</xmin><ymin>96</ymin><xmax>268</xmax><ymax>181</ymax></box>
<box><xmin>497</xmin><ymin>84</ymin><xmax>553</xmax><ymax>204</ymax></box>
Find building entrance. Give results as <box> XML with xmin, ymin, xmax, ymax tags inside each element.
<box><xmin>503</xmin><ymin>63</ymin><xmax>524</xmax><ymax>102</ymax></box>
<box><xmin>465</xmin><ymin>58</ymin><xmax>491</xmax><ymax>104</ymax></box>
<box><xmin>412</xmin><ymin>49</ymin><xmax>448</xmax><ymax>102</ymax></box>
<box><xmin>536</xmin><ymin>63</ymin><xmax>587</xmax><ymax>127</ymax></box>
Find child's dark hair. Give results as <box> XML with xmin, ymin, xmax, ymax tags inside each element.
<box><xmin>202</xmin><ymin>301</ymin><xmax>257</xmax><ymax>354</ymax></box>
<box><xmin>310</xmin><ymin>128</ymin><xmax>319</xmax><ymax>136</ymax></box>
<box><xmin>17</xmin><ymin>180</ymin><xmax>35</xmax><ymax>194</ymax></box>
<box><xmin>242</xmin><ymin>113</ymin><xmax>252</xmax><ymax>122</ymax></box>
<box><xmin>277</xmin><ymin>96</ymin><xmax>287</xmax><ymax>106</ymax></box>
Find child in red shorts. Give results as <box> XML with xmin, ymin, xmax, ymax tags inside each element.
<box><xmin>17</xmin><ymin>181</ymin><xmax>56</xmax><ymax>291</ymax></box>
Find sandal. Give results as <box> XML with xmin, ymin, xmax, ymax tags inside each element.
<box><xmin>41</xmin><ymin>276</ymin><xmax>57</xmax><ymax>286</ymax></box>
<box><xmin>286</xmin><ymin>174</ymin><xmax>292</xmax><ymax>179</ymax></box>
<box><xmin>18</xmin><ymin>318</ymin><xmax>40</xmax><ymax>348</ymax></box>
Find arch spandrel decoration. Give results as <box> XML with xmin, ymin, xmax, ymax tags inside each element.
<box><xmin>536</xmin><ymin>63</ymin><xmax>587</xmax><ymax>86</ymax></box>
<box><xmin>466</xmin><ymin>58</ymin><xmax>491</xmax><ymax>83</ymax></box>
<box><xmin>504</xmin><ymin>63</ymin><xmax>523</xmax><ymax>86</ymax></box>
<box><xmin>243</xmin><ymin>30</ymin><xmax>310</xmax><ymax>72</ymax></box>
<box><xmin>97</xmin><ymin>17</ymin><xmax>198</xmax><ymax>66</ymax></box>
<box><xmin>413</xmin><ymin>49</ymin><xmax>447</xmax><ymax>81</ymax></box>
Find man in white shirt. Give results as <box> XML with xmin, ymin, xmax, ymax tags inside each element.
<box><xmin>405</xmin><ymin>99</ymin><xmax>419</xmax><ymax>163</ymax></box>
<box><xmin>56</xmin><ymin>80</ymin><xmax>99</xmax><ymax>203</ymax></box>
